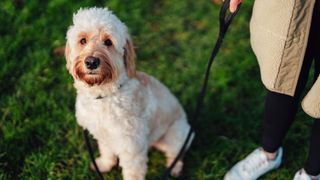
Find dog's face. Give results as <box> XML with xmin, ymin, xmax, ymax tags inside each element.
<box><xmin>65</xmin><ymin>7</ymin><xmax>135</xmax><ymax>86</ymax></box>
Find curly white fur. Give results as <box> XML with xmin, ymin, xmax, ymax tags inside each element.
<box><xmin>65</xmin><ymin>7</ymin><xmax>194</xmax><ymax>180</ymax></box>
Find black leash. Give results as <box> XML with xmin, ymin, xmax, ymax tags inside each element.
<box><xmin>83</xmin><ymin>130</ymin><xmax>104</xmax><ymax>180</ymax></box>
<box><xmin>160</xmin><ymin>0</ymin><xmax>241</xmax><ymax>179</ymax></box>
<box><xmin>83</xmin><ymin>0</ymin><xmax>241</xmax><ymax>179</ymax></box>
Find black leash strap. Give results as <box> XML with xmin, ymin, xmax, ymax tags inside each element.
<box><xmin>83</xmin><ymin>130</ymin><xmax>104</xmax><ymax>180</ymax></box>
<box><xmin>160</xmin><ymin>0</ymin><xmax>241</xmax><ymax>179</ymax></box>
<box><xmin>83</xmin><ymin>0</ymin><xmax>241</xmax><ymax>179</ymax></box>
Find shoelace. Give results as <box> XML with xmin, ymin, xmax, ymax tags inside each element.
<box><xmin>242</xmin><ymin>150</ymin><xmax>269</xmax><ymax>175</ymax></box>
<box><xmin>297</xmin><ymin>171</ymin><xmax>312</xmax><ymax>180</ymax></box>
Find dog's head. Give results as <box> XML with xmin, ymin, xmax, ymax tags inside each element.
<box><xmin>65</xmin><ymin>7</ymin><xmax>135</xmax><ymax>86</ymax></box>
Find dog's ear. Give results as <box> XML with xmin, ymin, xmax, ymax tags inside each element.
<box><xmin>123</xmin><ymin>38</ymin><xmax>136</xmax><ymax>78</ymax></box>
<box><xmin>65</xmin><ymin>42</ymin><xmax>72</xmax><ymax>74</ymax></box>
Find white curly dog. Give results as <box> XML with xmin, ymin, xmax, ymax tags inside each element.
<box><xmin>65</xmin><ymin>7</ymin><xmax>194</xmax><ymax>180</ymax></box>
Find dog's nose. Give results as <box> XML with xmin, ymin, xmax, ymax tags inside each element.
<box><xmin>85</xmin><ymin>56</ymin><xmax>100</xmax><ymax>70</ymax></box>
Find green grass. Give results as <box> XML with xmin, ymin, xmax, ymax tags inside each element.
<box><xmin>0</xmin><ymin>0</ymin><xmax>315</xmax><ymax>179</ymax></box>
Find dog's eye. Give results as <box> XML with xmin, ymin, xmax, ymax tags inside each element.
<box><xmin>104</xmin><ymin>39</ymin><xmax>113</xmax><ymax>46</ymax></box>
<box><xmin>80</xmin><ymin>38</ymin><xmax>87</xmax><ymax>45</ymax></box>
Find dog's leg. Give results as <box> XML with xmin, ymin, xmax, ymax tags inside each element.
<box><xmin>90</xmin><ymin>142</ymin><xmax>117</xmax><ymax>173</ymax></box>
<box><xmin>153</xmin><ymin>117</ymin><xmax>194</xmax><ymax>177</ymax></box>
<box><xmin>118</xmin><ymin>140</ymin><xmax>148</xmax><ymax>180</ymax></box>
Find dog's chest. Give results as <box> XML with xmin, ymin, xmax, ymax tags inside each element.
<box><xmin>75</xmin><ymin>90</ymin><xmax>149</xmax><ymax>140</ymax></box>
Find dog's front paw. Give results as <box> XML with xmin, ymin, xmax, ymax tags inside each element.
<box><xmin>90</xmin><ymin>157</ymin><xmax>117</xmax><ymax>173</ymax></box>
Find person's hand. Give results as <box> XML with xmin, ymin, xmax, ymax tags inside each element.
<box><xmin>229</xmin><ymin>0</ymin><xmax>242</xmax><ymax>13</ymax></box>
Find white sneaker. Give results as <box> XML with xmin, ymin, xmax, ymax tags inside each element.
<box><xmin>293</xmin><ymin>169</ymin><xmax>320</xmax><ymax>180</ymax></box>
<box><xmin>224</xmin><ymin>147</ymin><xmax>283</xmax><ymax>180</ymax></box>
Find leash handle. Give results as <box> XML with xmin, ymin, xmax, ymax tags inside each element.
<box><xmin>160</xmin><ymin>1</ymin><xmax>241</xmax><ymax>179</ymax></box>
<box><xmin>220</xmin><ymin>0</ymin><xmax>242</xmax><ymax>34</ymax></box>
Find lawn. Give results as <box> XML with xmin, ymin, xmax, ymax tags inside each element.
<box><xmin>0</xmin><ymin>0</ymin><xmax>315</xmax><ymax>179</ymax></box>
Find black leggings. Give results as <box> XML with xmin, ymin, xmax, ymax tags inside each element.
<box><xmin>261</xmin><ymin>0</ymin><xmax>320</xmax><ymax>176</ymax></box>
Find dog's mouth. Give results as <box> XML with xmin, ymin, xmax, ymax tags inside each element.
<box><xmin>87</xmin><ymin>71</ymin><xmax>98</xmax><ymax>75</ymax></box>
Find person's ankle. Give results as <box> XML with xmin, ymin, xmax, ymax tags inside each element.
<box><xmin>310</xmin><ymin>175</ymin><xmax>319</xmax><ymax>180</ymax></box>
<box><xmin>262</xmin><ymin>148</ymin><xmax>278</xmax><ymax>161</ymax></box>
<box><xmin>304</xmin><ymin>169</ymin><xmax>320</xmax><ymax>180</ymax></box>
